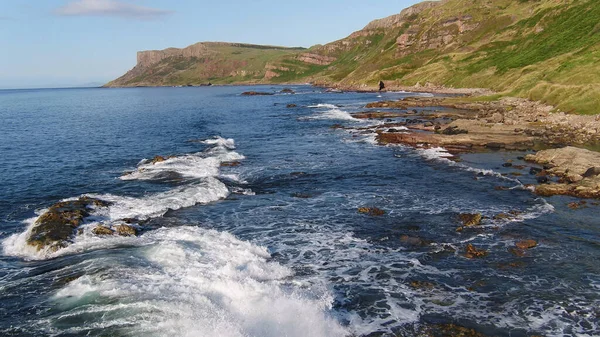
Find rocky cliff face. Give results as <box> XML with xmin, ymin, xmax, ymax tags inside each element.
<box><xmin>362</xmin><ymin>0</ymin><xmax>443</xmax><ymax>30</ymax></box>
<box><xmin>136</xmin><ymin>43</ymin><xmax>215</xmax><ymax>68</ymax></box>
<box><xmin>105</xmin><ymin>43</ymin><xmax>305</xmax><ymax>87</ymax></box>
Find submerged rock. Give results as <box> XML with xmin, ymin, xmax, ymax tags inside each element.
<box><xmin>241</xmin><ymin>91</ymin><xmax>274</xmax><ymax>96</ymax></box>
<box><xmin>358</xmin><ymin>207</ymin><xmax>386</xmax><ymax>216</ymax></box>
<box><xmin>515</xmin><ymin>239</ymin><xmax>537</xmax><ymax>250</ymax></box>
<box><xmin>286</xmin><ymin>104</ymin><xmax>297</xmax><ymax>108</ymax></box>
<box><xmin>464</xmin><ymin>244</ymin><xmax>488</xmax><ymax>259</ymax></box>
<box><xmin>220</xmin><ymin>161</ymin><xmax>242</xmax><ymax>167</ymax></box>
<box><xmin>458</xmin><ymin>213</ymin><xmax>482</xmax><ymax>227</ymax></box>
<box><xmin>27</xmin><ymin>197</ymin><xmax>112</xmax><ymax>252</ymax></box>
<box><xmin>420</xmin><ymin>323</ymin><xmax>489</xmax><ymax>337</ymax></box>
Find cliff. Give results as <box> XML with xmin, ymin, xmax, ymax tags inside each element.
<box><xmin>107</xmin><ymin>0</ymin><xmax>600</xmax><ymax>114</ymax></box>
<box><xmin>105</xmin><ymin>42</ymin><xmax>305</xmax><ymax>87</ymax></box>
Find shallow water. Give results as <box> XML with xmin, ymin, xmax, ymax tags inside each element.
<box><xmin>0</xmin><ymin>86</ymin><xmax>598</xmax><ymax>336</ymax></box>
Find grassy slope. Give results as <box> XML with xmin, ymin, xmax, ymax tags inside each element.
<box><xmin>108</xmin><ymin>0</ymin><xmax>600</xmax><ymax>114</ymax></box>
<box><xmin>292</xmin><ymin>0</ymin><xmax>600</xmax><ymax>114</ymax></box>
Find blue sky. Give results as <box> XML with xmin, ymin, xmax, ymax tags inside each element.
<box><xmin>0</xmin><ymin>0</ymin><xmax>422</xmax><ymax>88</ymax></box>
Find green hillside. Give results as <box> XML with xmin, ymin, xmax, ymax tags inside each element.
<box><xmin>107</xmin><ymin>0</ymin><xmax>600</xmax><ymax>114</ymax></box>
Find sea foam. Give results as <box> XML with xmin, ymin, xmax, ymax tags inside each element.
<box><xmin>2</xmin><ymin>136</ymin><xmax>243</xmax><ymax>260</ymax></box>
<box><xmin>49</xmin><ymin>226</ymin><xmax>348</xmax><ymax>337</ymax></box>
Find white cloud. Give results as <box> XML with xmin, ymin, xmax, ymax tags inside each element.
<box><xmin>55</xmin><ymin>0</ymin><xmax>172</xmax><ymax>19</ymax></box>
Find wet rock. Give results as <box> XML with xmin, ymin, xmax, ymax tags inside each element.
<box><xmin>530</xmin><ymin>167</ymin><xmax>543</xmax><ymax>175</ymax></box>
<box><xmin>291</xmin><ymin>193</ymin><xmax>312</xmax><ymax>199</ymax></box>
<box><xmin>280</xmin><ymin>88</ymin><xmax>295</xmax><ymax>94</ymax></box>
<box><xmin>464</xmin><ymin>244</ymin><xmax>488</xmax><ymax>259</ymax></box>
<box><xmin>358</xmin><ymin>207</ymin><xmax>386</xmax><ymax>216</ymax></box>
<box><xmin>485</xmin><ymin>142</ymin><xmax>506</xmax><ymax>149</ymax></box>
<box><xmin>151</xmin><ymin>155</ymin><xmax>166</xmax><ymax>164</ymax></box>
<box><xmin>424</xmin><ymin>121</ymin><xmax>434</xmax><ymax>127</ymax></box>
<box><xmin>286</xmin><ymin>104</ymin><xmax>297</xmax><ymax>108</ymax></box>
<box><xmin>400</xmin><ymin>235</ymin><xmax>429</xmax><ymax>246</ymax></box>
<box><xmin>458</xmin><ymin>213</ymin><xmax>482</xmax><ymax>227</ymax></box>
<box><xmin>92</xmin><ymin>225</ymin><xmax>113</xmax><ymax>236</ymax></box>
<box><xmin>537</xmin><ymin>176</ymin><xmax>549</xmax><ymax>184</ymax></box>
<box><xmin>441</xmin><ymin>126</ymin><xmax>468</xmax><ymax>135</ymax></box>
<box><xmin>583</xmin><ymin>167</ymin><xmax>600</xmax><ymax>178</ymax></box>
<box><xmin>508</xmin><ymin>247</ymin><xmax>527</xmax><ymax>257</ymax></box>
<box><xmin>241</xmin><ymin>91</ymin><xmax>274</xmax><ymax>96</ymax></box>
<box><xmin>26</xmin><ymin>197</ymin><xmax>112</xmax><ymax>252</ymax></box>
<box><xmin>220</xmin><ymin>161</ymin><xmax>241</xmax><ymax>167</ymax></box>
<box><xmin>515</xmin><ymin>239</ymin><xmax>537</xmax><ymax>250</ymax></box>
<box><xmin>421</xmin><ymin>323</ymin><xmax>488</xmax><ymax>337</ymax></box>
<box><xmin>502</xmin><ymin>162</ymin><xmax>513</xmax><ymax>168</ymax></box>
<box><xmin>409</xmin><ymin>280</ymin><xmax>435</xmax><ymax>290</ymax></box>
<box><xmin>568</xmin><ymin>201</ymin><xmax>587</xmax><ymax>210</ymax></box>
<box><xmin>114</xmin><ymin>224</ymin><xmax>137</xmax><ymax>236</ymax></box>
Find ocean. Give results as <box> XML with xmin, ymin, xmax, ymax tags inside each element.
<box><xmin>0</xmin><ymin>85</ymin><xmax>598</xmax><ymax>336</ymax></box>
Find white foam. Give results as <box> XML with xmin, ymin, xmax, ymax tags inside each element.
<box><xmin>122</xmin><ymin>137</ymin><xmax>244</xmax><ymax>181</ymax></box>
<box><xmin>51</xmin><ymin>226</ymin><xmax>348</xmax><ymax>337</ymax></box>
<box><xmin>312</xmin><ymin>108</ymin><xmax>360</xmax><ymax>121</ymax></box>
<box><xmin>308</xmin><ymin>103</ymin><xmax>338</xmax><ymax>109</ymax></box>
<box><xmin>414</xmin><ymin>147</ymin><xmax>522</xmax><ymax>183</ymax></box>
<box><xmin>93</xmin><ymin>177</ymin><xmax>229</xmax><ymax>221</ymax></box>
<box><xmin>2</xmin><ymin>177</ymin><xmax>230</xmax><ymax>260</ymax></box>
<box><xmin>419</xmin><ymin>147</ymin><xmax>454</xmax><ymax>159</ymax></box>
<box><xmin>3</xmin><ymin>136</ymin><xmax>244</xmax><ymax>260</ymax></box>
<box><xmin>201</xmin><ymin>136</ymin><xmax>237</xmax><ymax>150</ymax></box>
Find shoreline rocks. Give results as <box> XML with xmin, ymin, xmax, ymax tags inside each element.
<box><xmin>359</xmin><ymin>96</ymin><xmax>600</xmax><ymax>155</ymax></box>
<box><xmin>525</xmin><ymin>147</ymin><xmax>600</xmax><ymax>198</ymax></box>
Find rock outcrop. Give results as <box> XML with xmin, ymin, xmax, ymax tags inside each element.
<box><xmin>27</xmin><ymin>197</ymin><xmax>112</xmax><ymax>252</ymax></box>
<box><xmin>296</xmin><ymin>53</ymin><xmax>337</xmax><ymax>65</ymax></box>
<box><xmin>525</xmin><ymin>147</ymin><xmax>600</xmax><ymax>198</ymax></box>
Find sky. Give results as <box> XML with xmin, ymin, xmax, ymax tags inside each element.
<box><xmin>0</xmin><ymin>0</ymin><xmax>423</xmax><ymax>88</ymax></box>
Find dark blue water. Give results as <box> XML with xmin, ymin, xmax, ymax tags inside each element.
<box><xmin>0</xmin><ymin>86</ymin><xmax>598</xmax><ymax>337</ymax></box>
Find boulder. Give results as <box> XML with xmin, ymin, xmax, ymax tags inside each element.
<box><xmin>280</xmin><ymin>88</ymin><xmax>295</xmax><ymax>94</ymax></box>
<box><xmin>583</xmin><ymin>167</ymin><xmax>600</xmax><ymax>178</ymax></box>
<box><xmin>92</xmin><ymin>225</ymin><xmax>113</xmax><ymax>236</ymax></box>
<box><xmin>27</xmin><ymin>197</ymin><xmax>112</xmax><ymax>252</ymax></box>
<box><xmin>114</xmin><ymin>224</ymin><xmax>137</xmax><ymax>236</ymax></box>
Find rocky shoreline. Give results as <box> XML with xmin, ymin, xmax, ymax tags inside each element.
<box><xmin>332</xmin><ymin>87</ymin><xmax>600</xmax><ymax>200</ymax></box>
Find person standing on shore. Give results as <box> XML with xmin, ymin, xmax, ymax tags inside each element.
<box><xmin>379</xmin><ymin>81</ymin><xmax>385</xmax><ymax>91</ymax></box>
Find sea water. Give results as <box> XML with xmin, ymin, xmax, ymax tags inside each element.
<box><xmin>0</xmin><ymin>86</ymin><xmax>598</xmax><ymax>336</ymax></box>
